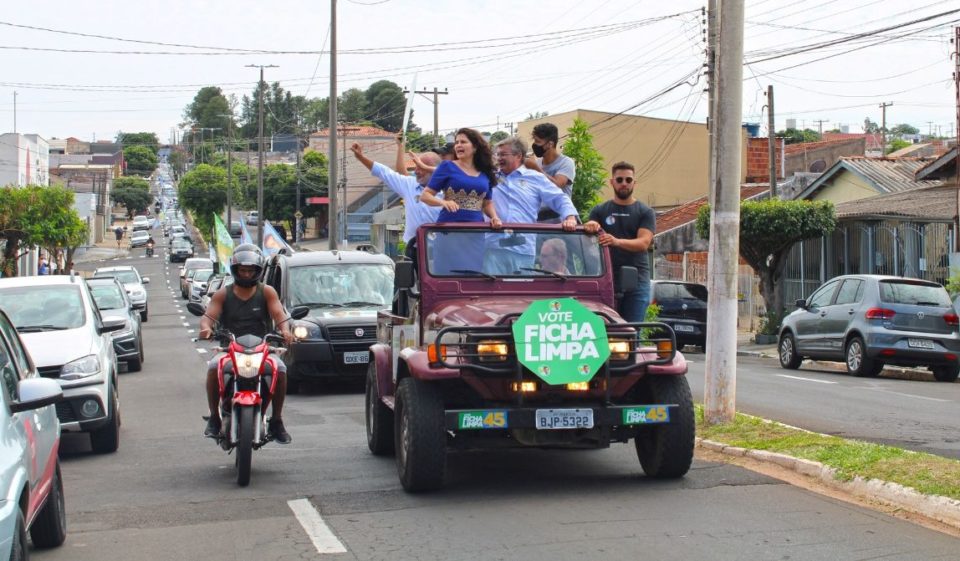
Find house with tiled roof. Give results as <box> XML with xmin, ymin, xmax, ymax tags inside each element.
<box><xmin>792</xmin><ymin>156</ymin><xmax>942</xmax><ymax>203</ymax></box>
<box><xmin>822</xmin><ymin>132</ymin><xmax>883</xmax><ymax>155</ymax></box>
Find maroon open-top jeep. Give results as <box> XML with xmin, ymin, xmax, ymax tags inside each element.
<box><xmin>367</xmin><ymin>223</ymin><xmax>694</xmax><ymax>492</ymax></box>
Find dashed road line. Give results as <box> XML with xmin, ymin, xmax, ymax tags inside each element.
<box><xmin>287</xmin><ymin>498</ymin><xmax>347</xmax><ymax>555</ymax></box>
<box><xmin>776</xmin><ymin>374</ymin><xmax>837</xmax><ymax>385</ymax></box>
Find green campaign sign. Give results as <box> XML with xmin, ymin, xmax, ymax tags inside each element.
<box><xmin>512</xmin><ymin>298</ymin><xmax>609</xmax><ymax>386</ymax></box>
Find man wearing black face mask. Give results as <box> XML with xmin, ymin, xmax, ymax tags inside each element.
<box><xmin>523</xmin><ymin>122</ymin><xmax>576</xmax><ymax>223</ymax></box>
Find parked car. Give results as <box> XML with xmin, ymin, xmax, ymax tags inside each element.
<box><xmin>778</xmin><ymin>274</ymin><xmax>960</xmax><ymax>381</ymax></box>
<box><xmin>0</xmin><ymin>275</ymin><xmax>123</xmax><ymax>453</ymax></box>
<box><xmin>650</xmin><ymin>280</ymin><xmax>708</xmax><ymax>350</ymax></box>
<box><xmin>179</xmin><ymin>258</ymin><xmax>214</xmax><ymax>299</ymax></box>
<box><xmin>188</xmin><ymin>269</ymin><xmax>215</xmax><ymax>303</ymax></box>
<box><xmin>0</xmin><ymin>309</ymin><xmax>67</xmax><ymax>559</ymax></box>
<box><xmin>169</xmin><ymin>238</ymin><xmax>194</xmax><ymax>263</ymax></box>
<box><xmin>86</xmin><ymin>277</ymin><xmax>144</xmax><ymax>372</ymax></box>
<box><xmin>131</xmin><ymin>215</ymin><xmax>151</xmax><ymax>231</ymax></box>
<box><xmin>245</xmin><ymin>211</ymin><xmax>258</xmax><ymax>225</ymax></box>
<box><xmin>129</xmin><ymin>230</ymin><xmax>151</xmax><ymax>248</ymax></box>
<box><xmin>263</xmin><ymin>250</ymin><xmax>394</xmax><ymax>392</ymax></box>
<box><xmin>92</xmin><ymin>266</ymin><xmax>150</xmax><ymax>322</ymax></box>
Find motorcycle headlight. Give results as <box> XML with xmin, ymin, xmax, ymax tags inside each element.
<box><xmin>235</xmin><ymin>353</ymin><xmax>264</xmax><ymax>378</ymax></box>
<box><xmin>60</xmin><ymin>354</ymin><xmax>102</xmax><ymax>380</ymax></box>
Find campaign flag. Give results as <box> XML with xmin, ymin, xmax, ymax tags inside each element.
<box><xmin>213</xmin><ymin>214</ymin><xmax>234</xmax><ymax>272</ymax></box>
<box><xmin>261</xmin><ymin>220</ymin><xmax>294</xmax><ymax>256</ymax></box>
<box><xmin>239</xmin><ymin>218</ymin><xmax>254</xmax><ymax>246</ymax></box>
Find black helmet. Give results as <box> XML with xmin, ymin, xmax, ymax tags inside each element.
<box><xmin>230</xmin><ymin>243</ymin><xmax>264</xmax><ymax>287</ymax></box>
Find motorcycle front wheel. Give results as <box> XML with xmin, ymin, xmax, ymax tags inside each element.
<box><xmin>235</xmin><ymin>406</ymin><xmax>254</xmax><ymax>486</ymax></box>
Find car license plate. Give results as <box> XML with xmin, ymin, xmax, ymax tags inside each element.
<box><xmin>674</xmin><ymin>324</ymin><xmax>695</xmax><ymax>333</ymax></box>
<box><xmin>343</xmin><ymin>351</ymin><xmax>370</xmax><ymax>364</ymax></box>
<box><xmin>907</xmin><ymin>338</ymin><xmax>934</xmax><ymax>349</ymax></box>
<box><xmin>535</xmin><ymin>409</ymin><xmax>594</xmax><ymax>430</ymax></box>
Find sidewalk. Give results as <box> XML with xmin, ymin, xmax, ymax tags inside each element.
<box><xmin>73</xmin><ymin>217</ymin><xmax>132</xmax><ymax>265</ymax></box>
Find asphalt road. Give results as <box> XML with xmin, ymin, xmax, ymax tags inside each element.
<box><xmin>32</xmin><ymin>238</ymin><xmax>960</xmax><ymax>560</ymax></box>
<box><xmin>684</xmin><ymin>350</ymin><xmax>960</xmax><ymax>459</ymax></box>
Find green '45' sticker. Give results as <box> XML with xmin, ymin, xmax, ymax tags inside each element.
<box><xmin>458</xmin><ymin>410</ymin><xmax>507</xmax><ymax>430</ymax></box>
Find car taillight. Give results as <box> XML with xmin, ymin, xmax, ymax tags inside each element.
<box><xmin>944</xmin><ymin>313</ymin><xmax>959</xmax><ymax>327</ymax></box>
<box><xmin>865</xmin><ymin>308</ymin><xmax>896</xmax><ymax>320</ymax></box>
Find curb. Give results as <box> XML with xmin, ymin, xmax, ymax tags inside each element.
<box><xmin>696</xmin><ymin>437</ymin><xmax>960</xmax><ymax>530</ymax></box>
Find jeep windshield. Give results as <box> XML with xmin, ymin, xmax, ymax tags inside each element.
<box><xmin>288</xmin><ymin>263</ymin><xmax>393</xmax><ymax>309</ymax></box>
<box><xmin>424</xmin><ymin>226</ymin><xmax>603</xmax><ymax>278</ymax></box>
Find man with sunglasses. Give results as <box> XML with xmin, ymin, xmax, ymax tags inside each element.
<box><xmin>583</xmin><ymin>162</ymin><xmax>656</xmax><ymax>322</ymax></box>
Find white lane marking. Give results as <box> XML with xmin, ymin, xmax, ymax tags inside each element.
<box><xmin>196</xmin><ymin>348</ymin><xmax>207</xmax><ymax>354</ymax></box>
<box><xmin>864</xmin><ymin>387</ymin><xmax>951</xmax><ymax>403</ymax></box>
<box><xmin>187</xmin><ymin>329</ymin><xmax>195</xmax><ymax>334</ymax></box>
<box><xmin>180</xmin><ymin>315</ymin><xmax>186</xmax><ymax>320</ymax></box>
<box><xmin>287</xmin><ymin>498</ymin><xmax>347</xmax><ymax>555</ymax></box>
<box><xmin>182</xmin><ymin>322</ymin><xmax>190</xmax><ymax>327</ymax></box>
<box><xmin>776</xmin><ymin>374</ymin><xmax>838</xmax><ymax>385</ymax></box>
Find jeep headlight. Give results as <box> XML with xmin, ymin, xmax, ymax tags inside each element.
<box><xmin>608</xmin><ymin>339</ymin><xmax>632</xmax><ymax>361</ymax></box>
<box><xmin>476</xmin><ymin>340</ymin><xmax>509</xmax><ymax>362</ymax></box>
<box><xmin>60</xmin><ymin>354</ymin><xmax>102</xmax><ymax>380</ymax></box>
<box><xmin>235</xmin><ymin>354</ymin><xmax>263</xmax><ymax>378</ymax></box>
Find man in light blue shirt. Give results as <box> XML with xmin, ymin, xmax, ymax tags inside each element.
<box><xmin>350</xmin><ymin>138</ymin><xmax>441</xmax><ymax>260</ymax></box>
<box><xmin>483</xmin><ymin>137</ymin><xmax>578</xmax><ymax>275</ymax></box>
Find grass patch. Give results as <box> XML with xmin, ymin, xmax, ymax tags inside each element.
<box><xmin>695</xmin><ymin>405</ymin><xmax>960</xmax><ymax>500</ymax></box>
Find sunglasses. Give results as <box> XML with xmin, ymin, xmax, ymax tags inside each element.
<box><xmin>614</xmin><ymin>176</ymin><xmax>634</xmax><ymax>184</ymax></box>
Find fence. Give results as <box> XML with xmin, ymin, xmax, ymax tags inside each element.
<box><xmin>653</xmin><ymin>257</ymin><xmax>763</xmax><ymax>331</ymax></box>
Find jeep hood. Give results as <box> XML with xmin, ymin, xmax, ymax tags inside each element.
<box><xmin>425</xmin><ymin>297</ymin><xmax>620</xmax><ymax>328</ymax></box>
<box><xmin>20</xmin><ymin>328</ymin><xmax>97</xmax><ymax>367</ymax></box>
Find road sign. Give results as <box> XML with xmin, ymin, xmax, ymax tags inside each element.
<box><xmin>512</xmin><ymin>298</ymin><xmax>609</xmax><ymax>386</ymax></box>
<box><xmin>294</xmin><ymin>211</ymin><xmax>303</xmax><ymax>219</ymax></box>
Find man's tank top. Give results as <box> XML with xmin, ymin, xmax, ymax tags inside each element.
<box><xmin>220</xmin><ymin>284</ymin><xmax>270</xmax><ymax>338</ymax></box>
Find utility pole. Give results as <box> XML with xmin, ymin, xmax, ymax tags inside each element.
<box><xmin>954</xmin><ymin>26</ymin><xmax>959</xmax><ymax>245</ymax></box>
<box><xmin>704</xmin><ymin>0</ymin><xmax>744</xmax><ymax>424</ymax></box>
<box><xmin>405</xmin><ymin>87</ymin><xmax>449</xmax><ymax>146</ymax></box>
<box><xmin>219</xmin><ymin>115</ymin><xmax>234</xmax><ymax>231</ymax></box>
<box><xmin>295</xmin><ymin>112</ymin><xmax>302</xmax><ymax>249</ymax></box>
<box><xmin>879</xmin><ymin>102</ymin><xmax>893</xmax><ymax>156</ymax></box>
<box><xmin>813</xmin><ymin>119</ymin><xmax>826</xmax><ymax>138</ymax></box>
<box><xmin>767</xmin><ymin>85</ymin><xmax>776</xmax><ymax>197</ymax></box>
<box><xmin>246</xmin><ymin>64</ymin><xmax>278</xmax><ymax>247</ymax></box>
<box><xmin>328</xmin><ymin>0</ymin><xmax>339</xmax><ymax>250</ymax></box>
<box><xmin>706</xmin><ymin>1</ymin><xmax>718</xmax><ymax>206</ymax></box>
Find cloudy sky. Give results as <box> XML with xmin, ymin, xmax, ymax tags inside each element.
<box><xmin>0</xmin><ymin>0</ymin><xmax>956</xmax><ymax>143</ymax></box>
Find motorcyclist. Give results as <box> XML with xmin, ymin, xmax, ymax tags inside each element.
<box><xmin>145</xmin><ymin>236</ymin><xmax>156</xmax><ymax>256</ymax></box>
<box><xmin>199</xmin><ymin>244</ymin><xmax>296</xmax><ymax>443</ymax></box>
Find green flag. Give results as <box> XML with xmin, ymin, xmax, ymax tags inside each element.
<box><xmin>214</xmin><ymin>214</ymin><xmax>233</xmax><ymax>272</ymax></box>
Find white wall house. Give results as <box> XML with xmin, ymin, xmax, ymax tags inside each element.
<box><xmin>0</xmin><ymin>132</ymin><xmax>49</xmax><ymax>187</ymax></box>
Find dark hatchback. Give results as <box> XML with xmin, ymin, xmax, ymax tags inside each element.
<box><xmin>650</xmin><ymin>281</ymin><xmax>708</xmax><ymax>350</ymax></box>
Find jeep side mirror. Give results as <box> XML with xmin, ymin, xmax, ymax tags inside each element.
<box><xmin>795</xmin><ymin>298</ymin><xmax>807</xmax><ymax>309</ymax></box>
<box><xmin>395</xmin><ymin>261</ymin><xmax>415</xmax><ymax>290</ymax></box>
<box><xmin>618</xmin><ymin>266</ymin><xmax>638</xmax><ymax>293</ymax></box>
<box><xmin>290</xmin><ymin>306</ymin><xmax>309</xmax><ymax>320</ymax></box>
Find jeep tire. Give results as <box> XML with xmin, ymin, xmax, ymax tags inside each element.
<box><xmin>366</xmin><ymin>363</ymin><xmax>394</xmax><ymax>456</ymax></box>
<box><xmin>395</xmin><ymin>377</ymin><xmax>445</xmax><ymax>492</ymax></box>
<box><xmin>634</xmin><ymin>375</ymin><xmax>695</xmax><ymax>478</ymax></box>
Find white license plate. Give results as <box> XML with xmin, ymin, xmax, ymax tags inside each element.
<box><xmin>343</xmin><ymin>351</ymin><xmax>370</xmax><ymax>364</ymax></box>
<box><xmin>674</xmin><ymin>324</ymin><xmax>695</xmax><ymax>333</ymax></box>
<box><xmin>535</xmin><ymin>409</ymin><xmax>594</xmax><ymax>430</ymax></box>
<box><xmin>907</xmin><ymin>338</ymin><xmax>935</xmax><ymax>349</ymax></box>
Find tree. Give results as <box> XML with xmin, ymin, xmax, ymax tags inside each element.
<box><xmin>123</xmin><ymin>145</ymin><xmax>158</xmax><ymax>176</ymax></box>
<box><xmin>489</xmin><ymin>131</ymin><xmax>510</xmax><ymax>144</ymax></box>
<box><xmin>183</xmin><ymin>86</ymin><xmax>233</xmax><ymax>134</ymax></box>
<box><xmin>890</xmin><ymin>123</ymin><xmax>919</xmax><ymax>138</ymax></box>
<box><xmin>339</xmin><ymin>88</ymin><xmax>369</xmax><ymax>124</ymax></box>
<box><xmin>111</xmin><ymin>177</ymin><xmax>152</xmax><ymax>218</ymax></box>
<box><xmin>887</xmin><ymin>138</ymin><xmax>911</xmax><ymax>154</ymax></box>
<box><xmin>168</xmin><ymin>149</ymin><xmax>188</xmax><ymax>180</ymax></box>
<box><xmin>776</xmin><ymin>128</ymin><xmax>820</xmax><ymax>144</ymax></box>
<box><xmin>177</xmin><ymin>164</ymin><xmax>235</xmax><ymax>238</ymax></box>
<box><xmin>561</xmin><ymin>118</ymin><xmax>606</xmax><ymax>222</ymax></box>
<box><xmin>364</xmin><ymin>80</ymin><xmax>406</xmax><ymax>131</ymax></box>
<box><xmin>302</xmin><ymin>97</ymin><xmax>330</xmax><ymax>131</ymax></box>
<box><xmin>863</xmin><ymin>117</ymin><xmax>880</xmax><ymax>134</ymax></box>
<box><xmin>0</xmin><ymin>186</ymin><xmax>87</xmax><ymax>277</ymax></box>
<box><xmin>116</xmin><ymin>132</ymin><xmax>160</xmax><ymax>155</ymax></box>
<box><xmin>696</xmin><ymin>199</ymin><xmax>836</xmax><ymax>323</ymax></box>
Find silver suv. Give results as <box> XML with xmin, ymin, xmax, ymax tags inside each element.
<box><xmin>93</xmin><ymin>265</ymin><xmax>150</xmax><ymax>322</ymax></box>
<box><xmin>778</xmin><ymin>274</ymin><xmax>960</xmax><ymax>381</ymax></box>
<box><xmin>0</xmin><ymin>275</ymin><xmax>123</xmax><ymax>453</ymax></box>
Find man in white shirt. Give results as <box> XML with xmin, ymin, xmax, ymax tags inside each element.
<box><xmin>350</xmin><ymin>137</ymin><xmax>442</xmax><ymax>261</ymax></box>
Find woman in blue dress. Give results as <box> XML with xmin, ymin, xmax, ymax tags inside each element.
<box><xmin>418</xmin><ymin>128</ymin><xmax>501</xmax><ymax>274</ymax></box>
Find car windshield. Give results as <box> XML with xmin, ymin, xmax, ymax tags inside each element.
<box><xmin>424</xmin><ymin>227</ymin><xmax>604</xmax><ymax>278</ymax></box>
<box><xmin>0</xmin><ymin>285</ymin><xmax>86</xmax><ymax>330</ymax></box>
<box><xmin>288</xmin><ymin>263</ymin><xmax>393</xmax><ymax>308</ymax></box>
<box><xmin>879</xmin><ymin>280</ymin><xmax>951</xmax><ymax>306</ymax></box>
<box><xmin>89</xmin><ymin>284</ymin><xmax>126</xmax><ymax>310</ymax></box>
<box><xmin>194</xmin><ymin>270</ymin><xmax>214</xmax><ymax>283</ymax></box>
<box><xmin>95</xmin><ymin>270</ymin><xmax>141</xmax><ymax>284</ymax></box>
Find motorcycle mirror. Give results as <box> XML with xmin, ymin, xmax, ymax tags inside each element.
<box><xmin>186</xmin><ymin>302</ymin><xmax>205</xmax><ymax>317</ymax></box>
